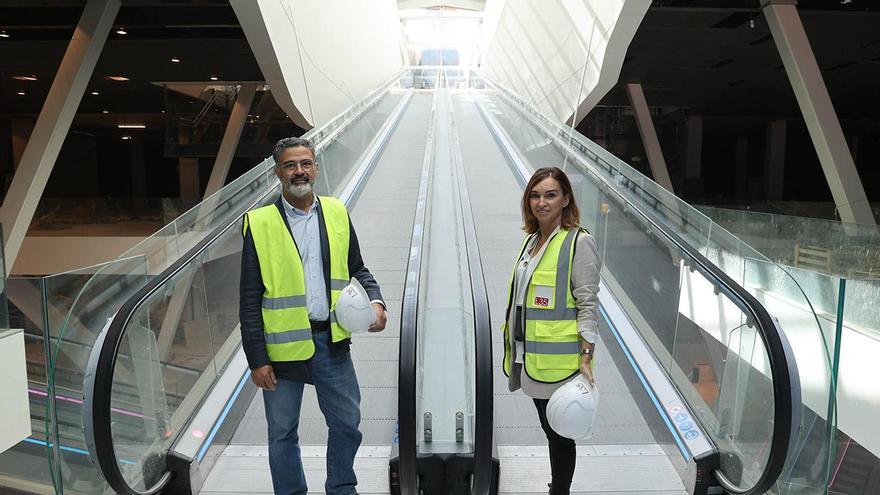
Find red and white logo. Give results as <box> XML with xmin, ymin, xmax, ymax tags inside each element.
<box><xmin>534</xmin><ymin>296</ymin><xmax>550</xmax><ymax>307</ymax></box>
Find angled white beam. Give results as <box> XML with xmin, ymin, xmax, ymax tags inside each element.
<box><xmin>625</xmin><ymin>83</ymin><xmax>674</xmax><ymax>193</ymax></box>
<box><xmin>0</xmin><ymin>0</ymin><xmax>120</xmax><ymax>267</ymax></box>
<box><xmin>204</xmin><ymin>84</ymin><xmax>258</xmax><ymax>199</ymax></box>
<box><xmin>762</xmin><ymin>0</ymin><xmax>875</xmax><ymax>224</ymax></box>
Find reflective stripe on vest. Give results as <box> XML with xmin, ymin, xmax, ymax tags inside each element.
<box><xmin>245</xmin><ymin>196</ymin><xmax>352</xmax><ymax>362</ymax></box>
<box><xmin>501</xmin><ymin>227</ymin><xmax>583</xmax><ymax>383</ymax></box>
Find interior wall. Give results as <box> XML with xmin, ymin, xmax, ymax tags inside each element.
<box><xmin>232</xmin><ymin>0</ymin><xmax>404</xmax><ymax>129</ymax></box>
<box><xmin>481</xmin><ymin>0</ymin><xmax>650</xmax><ymax>125</ymax></box>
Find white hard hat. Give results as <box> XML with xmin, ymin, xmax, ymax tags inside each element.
<box><xmin>547</xmin><ymin>375</ymin><xmax>599</xmax><ymax>440</ymax></box>
<box><xmin>335</xmin><ymin>277</ymin><xmax>374</xmax><ymax>334</ymax></box>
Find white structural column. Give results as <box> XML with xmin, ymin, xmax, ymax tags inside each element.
<box><xmin>203</xmin><ymin>83</ymin><xmax>258</xmax><ymax>199</ymax></box>
<box><xmin>625</xmin><ymin>83</ymin><xmax>674</xmax><ymax>193</ymax></box>
<box><xmin>762</xmin><ymin>0</ymin><xmax>875</xmax><ymax>224</ymax></box>
<box><xmin>0</xmin><ymin>0</ymin><xmax>120</xmax><ymax>266</ymax></box>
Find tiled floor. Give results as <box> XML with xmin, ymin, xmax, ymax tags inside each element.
<box><xmin>199</xmin><ymin>444</ymin><xmax>686</xmax><ymax>494</ymax></box>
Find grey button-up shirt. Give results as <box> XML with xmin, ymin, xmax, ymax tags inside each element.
<box><xmin>281</xmin><ymin>194</ymin><xmax>329</xmax><ymax>321</ymax></box>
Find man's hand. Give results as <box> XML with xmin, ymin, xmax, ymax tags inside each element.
<box><xmin>368</xmin><ymin>302</ymin><xmax>387</xmax><ymax>332</ymax></box>
<box><xmin>251</xmin><ymin>364</ymin><xmax>277</xmax><ymax>391</ymax></box>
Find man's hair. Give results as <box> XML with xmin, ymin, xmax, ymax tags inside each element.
<box><xmin>521</xmin><ymin>166</ymin><xmax>580</xmax><ymax>234</ymax></box>
<box><xmin>272</xmin><ymin>136</ymin><xmax>316</xmax><ymax>166</ymax></box>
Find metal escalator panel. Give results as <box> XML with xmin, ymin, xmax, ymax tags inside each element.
<box><xmin>394</xmin><ymin>72</ymin><xmax>497</xmax><ymax>495</ymax></box>
<box><xmin>81</xmin><ymin>72</ymin><xmax>414</xmax><ymax>495</ymax></box>
<box><xmin>470</xmin><ymin>72</ymin><xmax>801</xmax><ymax>495</ymax></box>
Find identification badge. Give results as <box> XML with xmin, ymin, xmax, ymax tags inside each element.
<box><xmin>533</xmin><ymin>285</ymin><xmax>554</xmax><ymax>308</ymax></box>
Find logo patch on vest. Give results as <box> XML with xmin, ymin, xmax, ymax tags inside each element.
<box><xmin>533</xmin><ymin>286</ymin><xmax>553</xmax><ymax>308</ymax></box>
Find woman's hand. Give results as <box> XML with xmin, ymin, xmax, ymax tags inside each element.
<box><xmin>580</xmin><ymin>353</ymin><xmax>595</xmax><ymax>387</ymax></box>
<box><xmin>580</xmin><ymin>339</ymin><xmax>595</xmax><ymax>387</ymax></box>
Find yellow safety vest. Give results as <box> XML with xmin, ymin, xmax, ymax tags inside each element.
<box><xmin>244</xmin><ymin>196</ymin><xmax>353</xmax><ymax>362</ymax></box>
<box><xmin>502</xmin><ymin>227</ymin><xmax>584</xmax><ymax>383</ymax></box>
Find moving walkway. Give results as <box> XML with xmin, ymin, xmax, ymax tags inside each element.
<box><xmin>4</xmin><ymin>68</ymin><xmax>833</xmax><ymax>495</ymax></box>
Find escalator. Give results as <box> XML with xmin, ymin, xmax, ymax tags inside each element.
<box><xmin>12</xmin><ymin>67</ymin><xmax>817</xmax><ymax>495</ymax></box>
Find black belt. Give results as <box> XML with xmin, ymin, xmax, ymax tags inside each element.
<box><xmin>310</xmin><ymin>319</ymin><xmax>330</xmax><ymax>332</ymax></box>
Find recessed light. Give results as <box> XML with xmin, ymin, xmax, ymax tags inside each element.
<box><xmin>118</xmin><ymin>124</ymin><xmax>146</xmax><ymax>129</ymax></box>
<box><xmin>17</xmin><ymin>90</ymin><xmax>25</xmax><ymax>96</ymax></box>
<box><xmin>12</xmin><ymin>75</ymin><xmax>37</xmax><ymax>81</ymax></box>
<box><xmin>116</xmin><ymin>27</ymin><xmax>127</xmax><ymax>35</ymax></box>
<box><xmin>210</xmin><ymin>75</ymin><xmax>218</xmax><ymax>81</ymax></box>
<box><xmin>91</xmin><ymin>91</ymin><xmax>99</xmax><ymax>95</ymax></box>
<box><xmin>121</xmin><ymin>135</ymin><xmax>132</xmax><ymax>140</ymax></box>
<box><xmin>170</xmin><ymin>57</ymin><xmax>181</xmax><ymax>63</ymax></box>
<box><xmin>0</xmin><ymin>31</ymin><xmax>9</xmax><ymax>39</ymax></box>
<box><xmin>102</xmin><ymin>109</ymin><xmax>109</xmax><ymax>114</ymax></box>
<box><xmin>105</xmin><ymin>75</ymin><xmax>129</xmax><ymax>82</ymax></box>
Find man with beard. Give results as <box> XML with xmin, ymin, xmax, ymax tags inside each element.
<box><xmin>239</xmin><ymin>136</ymin><xmax>387</xmax><ymax>495</ymax></box>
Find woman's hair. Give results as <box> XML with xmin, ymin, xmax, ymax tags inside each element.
<box><xmin>521</xmin><ymin>166</ymin><xmax>580</xmax><ymax>234</ymax></box>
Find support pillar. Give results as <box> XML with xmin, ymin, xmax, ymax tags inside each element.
<box><xmin>130</xmin><ymin>137</ymin><xmax>146</xmax><ymax>216</ymax></box>
<box><xmin>685</xmin><ymin>115</ymin><xmax>703</xmax><ymax>195</ymax></box>
<box><xmin>0</xmin><ymin>0</ymin><xmax>120</xmax><ymax>267</ymax></box>
<box><xmin>736</xmin><ymin>136</ymin><xmax>749</xmax><ymax>198</ymax></box>
<box><xmin>178</xmin><ymin>158</ymin><xmax>200</xmax><ymax>209</ymax></box>
<box><xmin>764</xmin><ymin>119</ymin><xmax>787</xmax><ymax>200</ymax></box>
<box><xmin>762</xmin><ymin>0</ymin><xmax>875</xmax><ymax>224</ymax></box>
<box><xmin>625</xmin><ymin>83</ymin><xmax>674</xmax><ymax>193</ymax></box>
<box><xmin>157</xmin><ymin>85</ymin><xmax>259</xmax><ymax>358</ymax></box>
<box><xmin>203</xmin><ymin>84</ymin><xmax>257</xmax><ymax>198</ymax></box>
<box><xmin>10</xmin><ymin>118</ymin><xmax>34</xmax><ymax>171</ymax></box>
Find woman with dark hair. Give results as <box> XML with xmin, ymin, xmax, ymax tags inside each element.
<box><xmin>500</xmin><ymin>166</ymin><xmax>602</xmax><ymax>495</ymax></box>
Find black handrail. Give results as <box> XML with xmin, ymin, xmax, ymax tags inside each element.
<box><xmin>447</xmin><ymin>88</ymin><xmax>494</xmax><ymax>494</ymax></box>
<box><xmin>88</xmin><ymin>194</ymin><xmax>259</xmax><ymax>495</ymax></box>
<box><xmin>474</xmin><ymin>83</ymin><xmax>799</xmax><ymax>495</ymax></box>
<box><xmin>397</xmin><ymin>87</ymin><xmax>438</xmax><ymax>495</ymax></box>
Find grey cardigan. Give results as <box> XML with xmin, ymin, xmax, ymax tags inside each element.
<box><xmin>505</xmin><ymin>225</ymin><xmax>602</xmax><ymax>399</ymax></box>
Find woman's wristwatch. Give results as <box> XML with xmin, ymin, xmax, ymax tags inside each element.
<box><xmin>580</xmin><ymin>348</ymin><xmax>592</xmax><ymax>357</ymax></box>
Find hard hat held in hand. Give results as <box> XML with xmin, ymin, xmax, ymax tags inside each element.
<box><xmin>336</xmin><ymin>277</ymin><xmax>374</xmax><ymax>334</ymax></box>
<box><xmin>547</xmin><ymin>374</ymin><xmax>599</xmax><ymax>440</ymax></box>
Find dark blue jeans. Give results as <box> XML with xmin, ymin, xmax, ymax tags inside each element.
<box><xmin>263</xmin><ymin>333</ymin><xmax>362</xmax><ymax>495</ymax></box>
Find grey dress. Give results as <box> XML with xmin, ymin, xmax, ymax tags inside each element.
<box><xmin>505</xmin><ymin>225</ymin><xmax>602</xmax><ymax>399</ymax></box>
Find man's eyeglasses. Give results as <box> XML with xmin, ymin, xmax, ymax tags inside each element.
<box><xmin>280</xmin><ymin>160</ymin><xmax>316</xmax><ymax>171</ymax></box>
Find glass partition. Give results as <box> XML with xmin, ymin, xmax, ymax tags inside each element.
<box><xmin>476</xmin><ymin>75</ymin><xmax>831</xmax><ymax>493</ymax></box>
<box><xmin>88</xmin><ymin>76</ymin><xmax>412</xmax><ymax>493</ymax></box>
<box><xmin>6</xmin><ymin>70</ymin><xmax>411</xmax><ymax>494</ymax></box>
<box><xmin>697</xmin><ymin>205</ymin><xmax>880</xmax><ymax>281</ymax></box>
